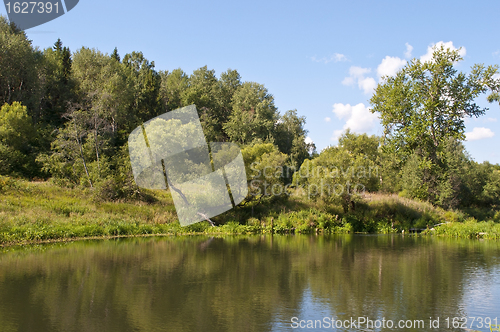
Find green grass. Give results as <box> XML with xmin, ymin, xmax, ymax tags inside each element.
<box><xmin>424</xmin><ymin>219</ymin><xmax>500</xmax><ymax>239</ymax></box>
<box><xmin>1</xmin><ymin>177</ymin><xmax>500</xmax><ymax>245</ymax></box>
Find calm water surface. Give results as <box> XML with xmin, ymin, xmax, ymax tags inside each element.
<box><xmin>0</xmin><ymin>235</ymin><xmax>499</xmax><ymax>332</ymax></box>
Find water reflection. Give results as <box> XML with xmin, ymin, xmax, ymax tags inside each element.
<box><xmin>0</xmin><ymin>235</ymin><xmax>499</xmax><ymax>331</ymax></box>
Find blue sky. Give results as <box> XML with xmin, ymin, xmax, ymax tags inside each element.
<box><xmin>3</xmin><ymin>0</ymin><xmax>500</xmax><ymax>162</ymax></box>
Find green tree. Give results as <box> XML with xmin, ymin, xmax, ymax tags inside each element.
<box><xmin>242</xmin><ymin>143</ymin><xmax>288</xmax><ymax>200</ymax></box>
<box><xmin>181</xmin><ymin>66</ymin><xmax>220</xmax><ymax>114</ymax></box>
<box><xmin>217</xmin><ymin>69</ymin><xmax>241</xmax><ymax>123</ymax></box>
<box><xmin>111</xmin><ymin>47</ymin><xmax>120</xmax><ymax>62</ymax></box>
<box><xmin>0</xmin><ymin>16</ymin><xmax>42</xmax><ymax>121</ymax></box>
<box><xmin>338</xmin><ymin>129</ymin><xmax>379</xmax><ymax>163</ymax></box>
<box><xmin>295</xmin><ymin>142</ymin><xmax>379</xmax><ymax>213</ymax></box>
<box><xmin>159</xmin><ymin>68</ymin><xmax>188</xmax><ymax>112</ymax></box>
<box><xmin>39</xmin><ymin>39</ymin><xmax>75</xmax><ymax>127</ymax></box>
<box><xmin>72</xmin><ymin>47</ymin><xmax>133</xmax><ymax>136</ymax></box>
<box><xmin>42</xmin><ymin>47</ymin><xmax>134</xmax><ymax>185</ymax></box>
<box><xmin>0</xmin><ymin>102</ymin><xmax>36</xmax><ymax>176</ymax></box>
<box><xmin>180</xmin><ymin>66</ymin><xmax>225</xmax><ymax>142</ymax></box>
<box><xmin>275</xmin><ymin>109</ymin><xmax>314</xmax><ymax>169</ymax></box>
<box><xmin>370</xmin><ymin>46</ymin><xmax>500</xmax><ymax>204</ymax></box>
<box><xmin>123</xmin><ymin>51</ymin><xmax>162</xmax><ymax>125</ymax></box>
<box><xmin>224</xmin><ymin>82</ymin><xmax>278</xmax><ymax>145</ymax></box>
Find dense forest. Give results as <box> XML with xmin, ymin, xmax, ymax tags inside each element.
<box><xmin>1</xmin><ymin>15</ymin><xmax>500</xmax><ymax>220</ymax></box>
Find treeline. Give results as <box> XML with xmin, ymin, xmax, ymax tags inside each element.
<box><xmin>0</xmin><ymin>17</ymin><xmax>313</xmax><ymax>200</ymax></box>
<box><xmin>293</xmin><ymin>46</ymin><xmax>500</xmax><ymax>212</ymax></box>
<box><xmin>294</xmin><ymin>130</ymin><xmax>500</xmax><ymax>213</ymax></box>
<box><xmin>2</xmin><ymin>15</ymin><xmax>500</xmax><ymax>214</ymax></box>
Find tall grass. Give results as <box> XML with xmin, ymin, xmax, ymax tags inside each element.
<box><xmin>1</xmin><ymin>178</ymin><xmax>500</xmax><ymax>245</ymax></box>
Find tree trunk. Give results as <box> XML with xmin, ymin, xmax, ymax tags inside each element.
<box><xmin>75</xmin><ymin>122</ymin><xmax>93</xmax><ymax>188</ymax></box>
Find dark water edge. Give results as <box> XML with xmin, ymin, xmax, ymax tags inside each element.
<box><xmin>0</xmin><ymin>234</ymin><xmax>499</xmax><ymax>332</ymax></box>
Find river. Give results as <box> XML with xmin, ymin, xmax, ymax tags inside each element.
<box><xmin>0</xmin><ymin>235</ymin><xmax>499</xmax><ymax>331</ymax></box>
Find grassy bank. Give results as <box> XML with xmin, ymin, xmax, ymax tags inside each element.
<box><xmin>1</xmin><ymin>177</ymin><xmax>500</xmax><ymax>246</ymax></box>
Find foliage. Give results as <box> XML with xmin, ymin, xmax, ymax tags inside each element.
<box><xmin>223</xmin><ymin>82</ymin><xmax>278</xmax><ymax>145</ymax></box>
<box><xmin>429</xmin><ymin>219</ymin><xmax>500</xmax><ymax>239</ymax></box>
<box><xmin>274</xmin><ymin>109</ymin><xmax>315</xmax><ymax>169</ymax></box>
<box><xmin>242</xmin><ymin>142</ymin><xmax>288</xmax><ymax>200</ymax></box>
<box><xmin>39</xmin><ymin>39</ymin><xmax>75</xmax><ymax>127</ymax></box>
<box><xmin>371</xmin><ymin>45</ymin><xmax>500</xmax><ymax>205</ymax></box>
<box><xmin>0</xmin><ymin>102</ymin><xmax>39</xmax><ymax>176</ymax></box>
<box><xmin>372</xmin><ymin>46</ymin><xmax>499</xmax><ymax>162</ymax></box>
<box><xmin>0</xmin><ymin>17</ymin><xmax>42</xmax><ymax>119</ymax></box>
<box><xmin>294</xmin><ymin>130</ymin><xmax>380</xmax><ymax>212</ymax></box>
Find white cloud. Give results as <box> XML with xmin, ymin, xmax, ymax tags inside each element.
<box><xmin>493</xmin><ymin>50</ymin><xmax>500</xmax><ymax>57</ymax></box>
<box><xmin>466</xmin><ymin>127</ymin><xmax>495</xmax><ymax>141</ymax></box>
<box><xmin>304</xmin><ymin>136</ymin><xmax>316</xmax><ymax>154</ymax></box>
<box><xmin>332</xmin><ymin>129</ymin><xmax>344</xmax><ymax>142</ymax></box>
<box><xmin>312</xmin><ymin>53</ymin><xmax>348</xmax><ymax>64</ymax></box>
<box><xmin>324</xmin><ymin>117</ymin><xmax>331</xmax><ymax>122</ymax></box>
<box><xmin>420</xmin><ymin>41</ymin><xmax>466</xmax><ymax>63</ymax></box>
<box><xmin>405</xmin><ymin>43</ymin><xmax>413</xmax><ymax>58</ymax></box>
<box><xmin>331</xmin><ymin>103</ymin><xmax>378</xmax><ymax>141</ymax></box>
<box><xmin>342</xmin><ymin>66</ymin><xmax>376</xmax><ymax>94</ymax></box>
<box><xmin>349</xmin><ymin>66</ymin><xmax>371</xmax><ymax>77</ymax></box>
<box><xmin>485</xmin><ymin>117</ymin><xmax>497</xmax><ymax>123</ymax></box>
<box><xmin>358</xmin><ymin>77</ymin><xmax>377</xmax><ymax>94</ymax></box>
<box><xmin>377</xmin><ymin>56</ymin><xmax>406</xmax><ymax>79</ymax></box>
<box><xmin>341</xmin><ymin>76</ymin><xmax>354</xmax><ymax>86</ymax></box>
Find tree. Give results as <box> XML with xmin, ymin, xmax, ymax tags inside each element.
<box><xmin>338</xmin><ymin>129</ymin><xmax>379</xmax><ymax>163</ymax></box>
<box><xmin>294</xmin><ymin>136</ymin><xmax>379</xmax><ymax>213</ymax></box>
<box><xmin>370</xmin><ymin>46</ymin><xmax>500</xmax><ymax>203</ymax></box>
<box><xmin>275</xmin><ymin>109</ymin><xmax>314</xmax><ymax>169</ymax></box>
<box><xmin>242</xmin><ymin>143</ymin><xmax>288</xmax><ymax>201</ymax></box>
<box><xmin>0</xmin><ymin>16</ymin><xmax>42</xmax><ymax>121</ymax></box>
<box><xmin>181</xmin><ymin>66</ymin><xmax>220</xmax><ymax>114</ymax></box>
<box><xmin>223</xmin><ymin>82</ymin><xmax>278</xmax><ymax>145</ymax></box>
<box><xmin>39</xmin><ymin>39</ymin><xmax>75</xmax><ymax>127</ymax></box>
<box><xmin>123</xmin><ymin>51</ymin><xmax>162</xmax><ymax>124</ymax></box>
<box><xmin>72</xmin><ymin>47</ymin><xmax>133</xmax><ymax>136</ymax></box>
<box><xmin>111</xmin><ymin>47</ymin><xmax>120</xmax><ymax>62</ymax></box>
<box><xmin>43</xmin><ymin>47</ymin><xmax>134</xmax><ymax>186</ymax></box>
<box><xmin>0</xmin><ymin>102</ymin><xmax>37</xmax><ymax>176</ymax></box>
<box><xmin>217</xmin><ymin>69</ymin><xmax>241</xmax><ymax>123</ymax></box>
<box><xmin>159</xmin><ymin>68</ymin><xmax>188</xmax><ymax>112</ymax></box>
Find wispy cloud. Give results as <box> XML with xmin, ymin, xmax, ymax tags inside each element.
<box><xmin>405</xmin><ymin>43</ymin><xmax>413</xmax><ymax>58</ymax></box>
<box><xmin>324</xmin><ymin>117</ymin><xmax>331</xmax><ymax>122</ymax></box>
<box><xmin>342</xmin><ymin>66</ymin><xmax>376</xmax><ymax>94</ymax></box>
<box><xmin>311</xmin><ymin>53</ymin><xmax>348</xmax><ymax>64</ymax></box>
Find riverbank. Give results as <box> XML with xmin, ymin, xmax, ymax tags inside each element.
<box><xmin>1</xmin><ymin>177</ymin><xmax>500</xmax><ymax>246</ymax></box>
